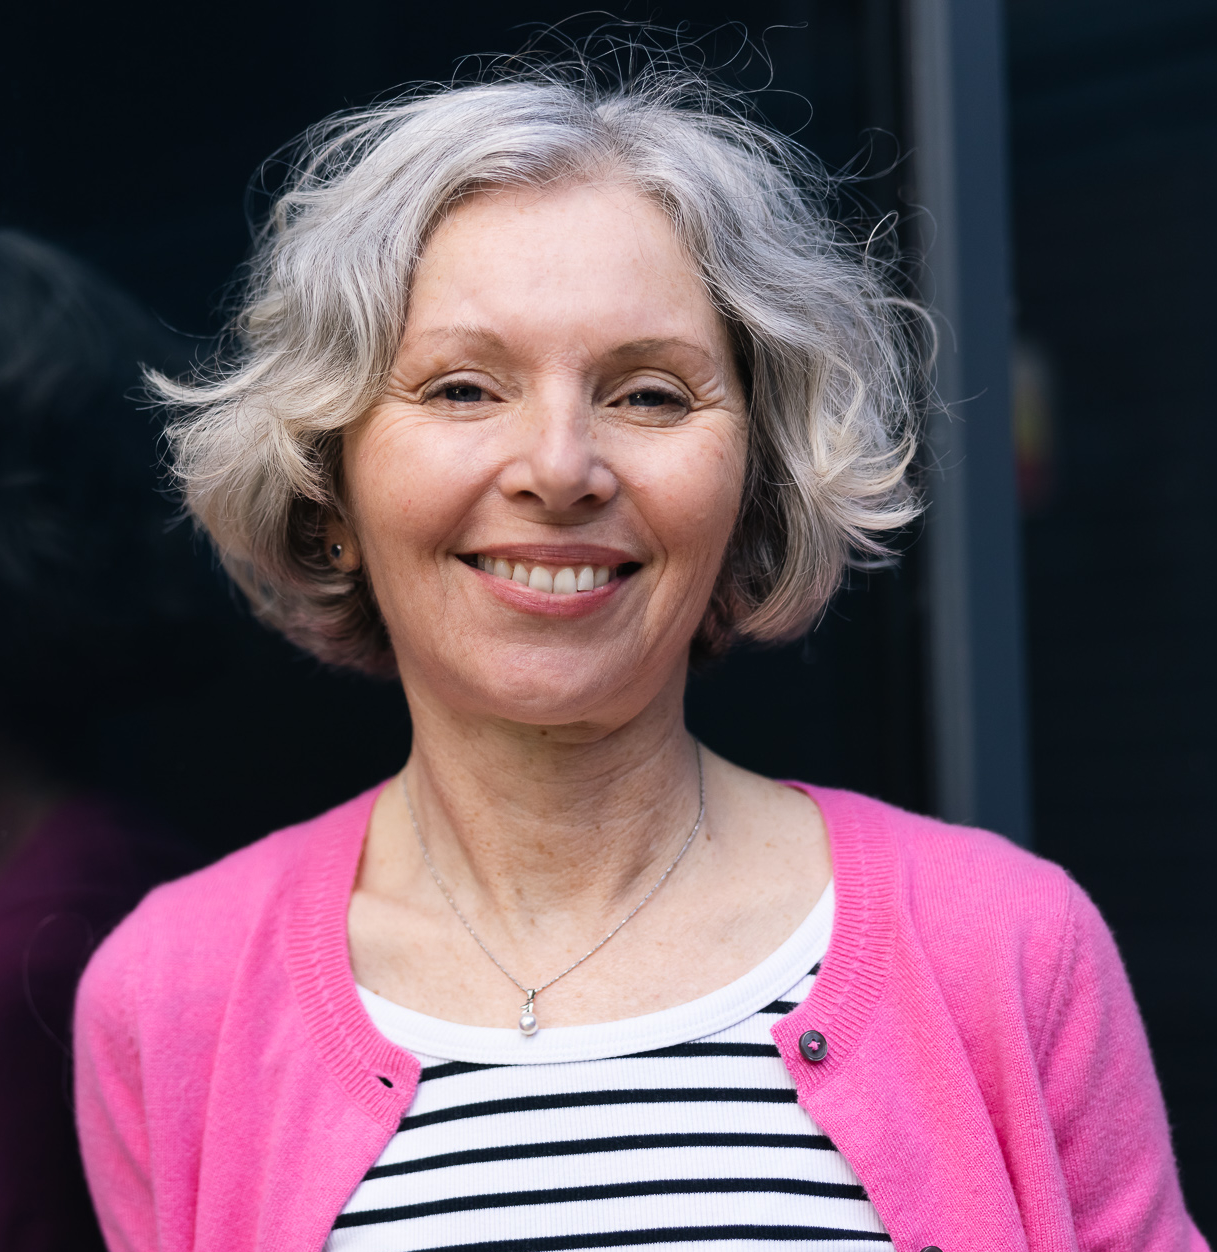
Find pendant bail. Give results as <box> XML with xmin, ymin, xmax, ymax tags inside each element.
<box><xmin>518</xmin><ymin>989</ymin><xmax>539</xmax><ymax>1036</ymax></box>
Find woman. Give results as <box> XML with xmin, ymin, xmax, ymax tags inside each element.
<box><xmin>74</xmin><ymin>63</ymin><xmax>1205</xmax><ymax>1252</ymax></box>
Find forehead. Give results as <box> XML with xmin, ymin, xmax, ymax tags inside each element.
<box><xmin>405</xmin><ymin>181</ymin><xmax>727</xmax><ymax>356</ymax></box>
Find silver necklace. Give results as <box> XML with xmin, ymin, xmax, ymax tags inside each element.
<box><xmin>402</xmin><ymin>741</ymin><xmax>706</xmax><ymax>1036</ymax></box>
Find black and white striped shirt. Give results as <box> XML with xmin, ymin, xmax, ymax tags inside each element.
<box><xmin>328</xmin><ymin>882</ymin><xmax>889</xmax><ymax>1252</ymax></box>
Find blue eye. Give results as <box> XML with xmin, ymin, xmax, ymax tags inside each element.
<box><xmin>444</xmin><ymin>384</ymin><xmax>484</xmax><ymax>402</ymax></box>
<box><xmin>626</xmin><ymin>390</ymin><xmax>674</xmax><ymax>408</ymax></box>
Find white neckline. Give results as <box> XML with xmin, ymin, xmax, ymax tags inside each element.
<box><xmin>357</xmin><ymin>879</ymin><xmax>833</xmax><ymax>1065</ymax></box>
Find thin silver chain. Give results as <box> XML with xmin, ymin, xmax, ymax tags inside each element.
<box><xmin>402</xmin><ymin>740</ymin><xmax>705</xmax><ymax>1004</ymax></box>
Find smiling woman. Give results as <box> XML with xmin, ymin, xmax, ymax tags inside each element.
<box><xmin>156</xmin><ymin>72</ymin><xmax>918</xmax><ymax>674</ymax></box>
<box><xmin>333</xmin><ymin>181</ymin><xmax>751</xmax><ymax>728</ymax></box>
<box><xmin>72</xmin><ymin>54</ymin><xmax>1204</xmax><ymax>1252</ymax></box>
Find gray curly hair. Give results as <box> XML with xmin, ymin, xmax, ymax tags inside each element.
<box><xmin>156</xmin><ymin>61</ymin><xmax>924</xmax><ymax>676</ymax></box>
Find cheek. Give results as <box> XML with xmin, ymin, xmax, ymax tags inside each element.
<box><xmin>643</xmin><ymin>429</ymin><xmax>747</xmax><ymax>566</ymax></box>
<box><xmin>345</xmin><ymin>416</ymin><xmax>479</xmax><ymax>555</ymax></box>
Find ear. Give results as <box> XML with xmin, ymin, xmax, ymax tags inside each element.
<box><xmin>324</xmin><ymin>520</ymin><xmax>361</xmax><ymax>573</ymax></box>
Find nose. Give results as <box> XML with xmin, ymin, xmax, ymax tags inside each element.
<box><xmin>496</xmin><ymin>395</ymin><xmax>617</xmax><ymax>519</ymax></box>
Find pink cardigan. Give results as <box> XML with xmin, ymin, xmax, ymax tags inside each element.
<box><xmin>74</xmin><ymin>782</ymin><xmax>1207</xmax><ymax>1252</ymax></box>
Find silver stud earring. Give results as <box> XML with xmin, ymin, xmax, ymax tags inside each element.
<box><xmin>329</xmin><ymin>543</ymin><xmax>343</xmax><ymax>560</ymax></box>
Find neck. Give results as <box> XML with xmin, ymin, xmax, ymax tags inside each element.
<box><xmin>399</xmin><ymin>665</ymin><xmax>702</xmax><ymax>923</ymax></box>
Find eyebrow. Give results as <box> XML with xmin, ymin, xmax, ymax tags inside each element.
<box><xmin>411</xmin><ymin>324</ymin><xmax>510</xmax><ymax>352</ymax></box>
<box><xmin>410</xmin><ymin>326</ymin><xmax>717</xmax><ymax>365</ymax></box>
<box><xmin>606</xmin><ymin>337</ymin><xmax>717</xmax><ymax>365</ymax></box>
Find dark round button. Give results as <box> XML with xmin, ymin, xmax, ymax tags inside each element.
<box><xmin>920</xmin><ymin>1246</ymin><xmax>943</xmax><ymax>1252</ymax></box>
<box><xmin>798</xmin><ymin>1029</ymin><xmax>828</xmax><ymax>1062</ymax></box>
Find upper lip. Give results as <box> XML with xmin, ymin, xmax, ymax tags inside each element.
<box><xmin>461</xmin><ymin>543</ymin><xmax>641</xmax><ymax>567</ymax></box>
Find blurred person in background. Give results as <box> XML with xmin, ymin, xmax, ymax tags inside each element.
<box><xmin>0</xmin><ymin>232</ymin><xmax>203</xmax><ymax>1250</ymax></box>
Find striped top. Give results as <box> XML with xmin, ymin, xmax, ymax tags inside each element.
<box><xmin>327</xmin><ymin>881</ymin><xmax>890</xmax><ymax>1252</ymax></box>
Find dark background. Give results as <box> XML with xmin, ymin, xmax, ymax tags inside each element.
<box><xmin>1008</xmin><ymin>0</ymin><xmax>1217</xmax><ymax>1229</ymax></box>
<box><xmin>2</xmin><ymin>0</ymin><xmax>1213</xmax><ymax>1233</ymax></box>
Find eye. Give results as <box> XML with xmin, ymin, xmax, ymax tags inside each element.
<box><xmin>443</xmin><ymin>384</ymin><xmax>485</xmax><ymax>403</ymax></box>
<box><xmin>623</xmin><ymin>389</ymin><xmax>682</xmax><ymax>409</ymax></box>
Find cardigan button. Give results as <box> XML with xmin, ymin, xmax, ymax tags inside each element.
<box><xmin>798</xmin><ymin>1029</ymin><xmax>828</xmax><ymax>1062</ymax></box>
<box><xmin>920</xmin><ymin>1246</ymin><xmax>943</xmax><ymax>1251</ymax></box>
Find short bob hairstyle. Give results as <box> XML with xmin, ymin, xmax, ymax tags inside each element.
<box><xmin>159</xmin><ymin>60</ymin><xmax>924</xmax><ymax>676</ymax></box>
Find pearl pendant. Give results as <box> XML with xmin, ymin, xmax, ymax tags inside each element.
<box><xmin>518</xmin><ymin>991</ymin><xmax>539</xmax><ymax>1036</ymax></box>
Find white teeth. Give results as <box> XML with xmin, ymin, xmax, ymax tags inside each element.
<box><xmin>476</xmin><ymin>556</ymin><xmax>619</xmax><ymax>594</ymax></box>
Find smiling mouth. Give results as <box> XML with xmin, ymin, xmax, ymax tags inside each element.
<box><xmin>462</xmin><ymin>554</ymin><xmax>641</xmax><ymax>595</ymax></box>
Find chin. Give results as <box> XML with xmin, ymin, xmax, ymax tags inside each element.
<box><xmin>486</xmin><ymin>677</ymin><xmax>629</xmax><ymax>729</ymax></box>
<box><xmin>460</xmin><ymin>647</ymin><xmax>659</xmax><ymax>731</ymax></box>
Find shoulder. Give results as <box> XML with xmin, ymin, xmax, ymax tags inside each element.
<box><xmin>807</xmin><ymin>783</ymin><xmax>1077</xmax><ymax>921</ymax></box>
<box><xmin>84</xmin><ymin>819</ymin><xmax>302</xmax><ymax>984</ymax></box>
<box><xmin>799</xmin><ymin>784</ymin><xmax>1099</xmax><ymax>1029</ymax></box>
<box><xmin>800</xmin><ymin>781</ymin><xmax>1073</xmax><ymax>896</ymax></box>
<box><xmin>76</xmin><ymin>784</ymin><xmax>384</xmax><ymax>1024</ymax></box>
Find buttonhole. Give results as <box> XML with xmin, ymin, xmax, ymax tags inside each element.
<box><xmin>377</xmin><ymin>1075</ymin><xmax>393</xmax><ymax>1088</ymax></box>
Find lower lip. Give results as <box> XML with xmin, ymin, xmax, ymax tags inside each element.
<box><xmin>470</xmin><ymin>566</ymin><xmax>629</xmax><ymax>617</ymax></box>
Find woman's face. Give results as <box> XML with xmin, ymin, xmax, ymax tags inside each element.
<box><xmin>341</xmin><ymin>180</ymin><xmax>748</xmax><ymax>731</ymax></box>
